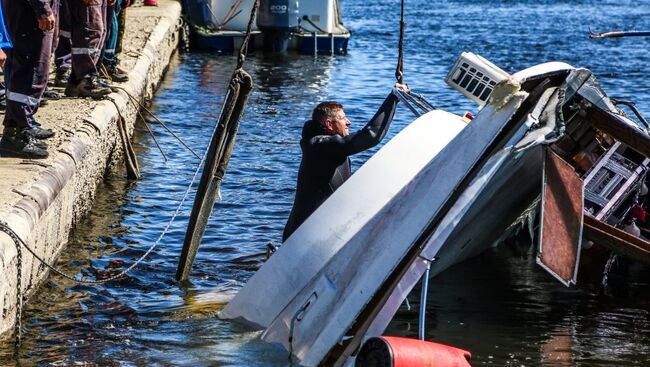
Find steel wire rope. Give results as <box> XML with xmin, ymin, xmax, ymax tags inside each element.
<box><xmin>236</xmin><ymin>0</ymin><xmax>258</xmax><ymax>70</ymax></box>
<box><xmin>0</xmin><ymin>76</ymin><xmax>231</xmax><ymax>351</ymax></box>
<box><xmin>395</xmin><ymin>0</ymin><xmax>405</xmax><ymax>84</ymax></box>
<box><xmin>389</xmin><ymin>0</ymin><xmax>435</xmax><ymax>117</ymax></box>
<box><xmin>0</xmin><ymin>133</ymin><xmax>210</xmax><ymax>286</ymax></box>
<box><xmin>110</xmin><ymin>84</ymin><xmax>201</xmax><ymax>159</ymax></box>
<box><xmin>110</xmin><ymin>83</ymin><xmax>171</xmax><ymax>161</ymax></box>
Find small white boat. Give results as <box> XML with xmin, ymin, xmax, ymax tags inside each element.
<box><xmin>220</xmin><ymin>53</ymin><xmax>650</xmax><ymax>366</ymax></box>
<box><xmin>183</xmin><ymin>0</ymin><xmax>350</xmax><ymax>54</ymax></box>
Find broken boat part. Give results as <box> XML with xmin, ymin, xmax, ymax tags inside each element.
<box><xmin>221</xmin><ymin>52</ymin><xmax>650</xmax><ymax>366</ymax></box>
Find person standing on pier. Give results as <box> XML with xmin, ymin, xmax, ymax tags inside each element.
<box><xmin>64</xmin><ymin>0</ymin><xmax>112</xmax><ymax>98</ymax></box>
<box><xmin>99</xmin><ymin>0</ymin><xmax>129</xmax><ymax>83</ymax></box>
<box><xmin>0</xmin><ymin>0</ymin><xmax>57</xmax><ymax>159</ymax></box>
<box><xmin>53</xmin><ymin>0</ymin><xmax>72</xmax><ymax>88</ymax></box>
<box><xmin>282</xmin><ymin>83</ymin><xmax>409</xmax><ymax>241</ymax></box>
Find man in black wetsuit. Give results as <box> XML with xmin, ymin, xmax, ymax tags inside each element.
<box><xmin>282</xmin><ymin>83</ymin><xmax>409</xmax><ymax>241</ymax></box>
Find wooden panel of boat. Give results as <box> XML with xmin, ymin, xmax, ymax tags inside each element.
<box><xmin>583</xmin><ymin>215</ymin><xmax>650</xmax><ymax>265</ymax></box>
<box><xmin>536</xmin><ymin>148</ymin><xmax>583</xmax><ymax>285</ymax></box>
<box><xmin>587</xmin><ymin>106</ymin><xmax>650</xmax><ymax>157</ymax></box>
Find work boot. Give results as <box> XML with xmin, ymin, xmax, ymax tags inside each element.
<box><xmin>40</xmin><ymin>88</ymin><xmax>61</xmax><ymax>107</ymax></box>
<box><xmin>65</xmin><ymin>76</ymin><xmax>112</xmax><ymax>99</ymax></box>
<box><xmin>103</xmin><ymin>64</ymin><xmax>129</xmax><ymax>83</ymax></box>
<box><xmin>97</xmin><ymin>77</ymin><xmax>119</xmax><ymax>93</ymax></box>
<box><xmin>54</xmin><ymin>67</ymin><xmax>71</xmax><ymax>88</ymax></box>
<box><xmin>26</xmin><ymin>120</ymin><xmax>55</xmax><ymax>140</ymax></box>
<box><xmin>33</xmin><ymin>139</ymin><xmax>48</xmax><ymax>150</ymax></box>
<box><xmin>43</xmin><ymin>88</ymin><xmax>62</xmax><ymax>100</ymax></box>
<box><xmin>0</xmin><ymin>126</ymin><xmax>49</xmax><ymax>159</ymax></box>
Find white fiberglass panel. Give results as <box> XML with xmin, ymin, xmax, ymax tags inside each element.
<box><xmin>219</xmin><ymin>110</ymin><xmax>466</xmax><ymax>328</ymax></box>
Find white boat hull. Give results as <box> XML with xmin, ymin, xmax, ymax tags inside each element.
<box><xmin>219</xmin><ymin>110</ymin><xmax>467</xmax><ymax>328</ymax></box>
<box><xmin>260</xmin><ymin>91</ymin><xmax>530</xmax><ymax>366</ymax></box>
<box><xmin>221</xmin><ymin>62</ymin><xmax>580</xmax><ymax>366</ymax></box>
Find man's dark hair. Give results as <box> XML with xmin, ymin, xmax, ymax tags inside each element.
<box><xmin>312</xmin><ymin>101</ymin><xmax>343</xmax><ymax>125</ymax></box>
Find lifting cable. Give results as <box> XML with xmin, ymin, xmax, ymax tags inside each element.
<box><xmin>395</xmin><ymin>0</ymin><xmax>405</xmax><ymax>85</ymax></box>
<box><xmin>390</xmin><ymin>0</ymin><xmax>434</xmax><ymax>342</ymax></box>
<box><xmin>391</xmin><ymin>0</ymin><xmax>435</xmax><ymax>117</ymax></box>
<box><xmin>321</xmin><ymin>1</ymin><xmax>436</xmax><ymax>363</ymax></box>
<box><xmin>176</xmin><ymin>0</ymin><xmax>259</xmax><ymax>281</ymax></box>
<box><xmin>394</xmin><ymin>0</ymin><xmax>432</xmax><ymax>341</ymax></box>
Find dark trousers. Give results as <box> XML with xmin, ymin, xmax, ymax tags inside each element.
<box><xmin>101</xmin><ymin>1</ymin><xmax>120</xmax><ymax>66</ymax></box>
<box><xmin>116</xmin><ymin>5</ymin><xmax>126</xmax><ymax>54</ymax></box>
<box><xmin>55</xmin><ymin>0</ymin><xmax>72</xmax><ymax>70</ymax></box>
<box><xmin>70</xmin><ymin>0</ymin><xmax>107</xmax><ymax>83</ymax></box>
<box><xmin>2</xmin><ymin>0</ymin><xmax>58</xmax><ymax>128</ymax></box>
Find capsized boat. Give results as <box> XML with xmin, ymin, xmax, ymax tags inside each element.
<box><xmin>181</xmin><ymin>0</ymin><xmax>350</xmax><ymax>54</ymax></box>
<box><xmin>220</xmin><ymin>53</ymin><xmax>650</xmax><ymax>366</ymax></box>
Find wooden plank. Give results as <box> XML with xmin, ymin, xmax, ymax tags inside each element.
<box><xmin>536</xmin><ymin>148</ymin><xmax>583</xmax><ymax>286</ymax></box>
<box><xmin>587</xmin><ymin>106</ymin><xmax>650</xmax><ymax>157</ymax></box>
<box><xmin>583</xmin><ymin>215</ymin><xmax>650</xmax><ymax>265</ymax></box>
<box><xmin>176</xmin><ymin>70</ymin><xmax>253</xmax><ymax>281</ymax></box>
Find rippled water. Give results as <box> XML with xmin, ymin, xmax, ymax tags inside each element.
<box><xmin>2</xmin><ymin>0</ymin><xmax>650</xmax><ymax>365</ymax></box>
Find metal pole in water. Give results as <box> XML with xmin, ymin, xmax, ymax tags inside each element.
<box><xmin>330</xmin><ymin>33</ymin><xmax>334</xmax><ymax>56</ymax></box>
<box><xmin>418</xmin><ymin>262</ymin><xmax>431</xmax><ymax>341</ymax></box>
<box><xmin>313</xmin><ymin>31</ymin><xmax>317</xmax><ymax>57</ymax></box>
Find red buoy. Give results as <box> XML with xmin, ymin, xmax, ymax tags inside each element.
<box><xmin>356</xmin><ymin>336</ymin><xmax>472</xmax><ymax>367</ymax></box>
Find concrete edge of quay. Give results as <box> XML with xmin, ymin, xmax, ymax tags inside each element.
<box><xmin>0</xmin><ymin>0</ymin><xmax>182</xmax><ymax>338</ymax></box>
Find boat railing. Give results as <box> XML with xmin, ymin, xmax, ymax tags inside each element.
<box><xmin>610</xmin><ymin>97</ymin><xmax>650</xmax><ymax>133</ymax></box>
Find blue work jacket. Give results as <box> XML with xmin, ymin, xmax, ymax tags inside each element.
<box><xmin>0</xmin><ymin>2</ymin><xmax>11</xmax><ymax>48</ymax></box>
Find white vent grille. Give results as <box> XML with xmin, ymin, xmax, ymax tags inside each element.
<box><xmin>445</xmin><ymin>52</ymin><xmax>509</xmax><ymax>106</ymax></box>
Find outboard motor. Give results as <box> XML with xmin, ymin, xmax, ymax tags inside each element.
<box><xmin>257</xmin><ymin>0</ymin><xmax>300</xmax><ymax>52</ymax></box>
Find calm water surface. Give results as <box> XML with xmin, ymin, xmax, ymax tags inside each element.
<box><xmin>2</xmin><ymin>0</ymin><xmax>650</xmax><ymax>365</ymax></box>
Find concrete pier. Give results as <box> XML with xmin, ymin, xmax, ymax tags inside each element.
<box><xmin>0</xmin><ymin>0</ymin><xmax>182</xmax><ymax>337</ymax></box>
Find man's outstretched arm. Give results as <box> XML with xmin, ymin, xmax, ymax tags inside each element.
<box><xmin>313</xmin><ymin>84</ymin><xmax>409</xmax><ymax>156</ymax></box>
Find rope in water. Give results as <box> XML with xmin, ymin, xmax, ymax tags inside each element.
<box><xmin>0</xmin><ymin>103</ymin><xmax>213</xmax><ymax>350</ymax></box>
<box><xmin>1</xmin><ymin>64</ymin><xmax>236</xmax><ymax>286</ymax></box>
<box><xmin>2</xmin><ymin>0</ymin><xmax>261</xmax><ymax>352</ymax></box>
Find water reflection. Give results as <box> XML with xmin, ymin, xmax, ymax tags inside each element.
<box><xmin>389</xmin><ymin>242</ymin><xmax>650</xmax><ymax>366</ymax></box>
<box><xmin>1</xmin><ymin>0</ymin><xmax>650</xmax><ymax>365</ymax></box>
